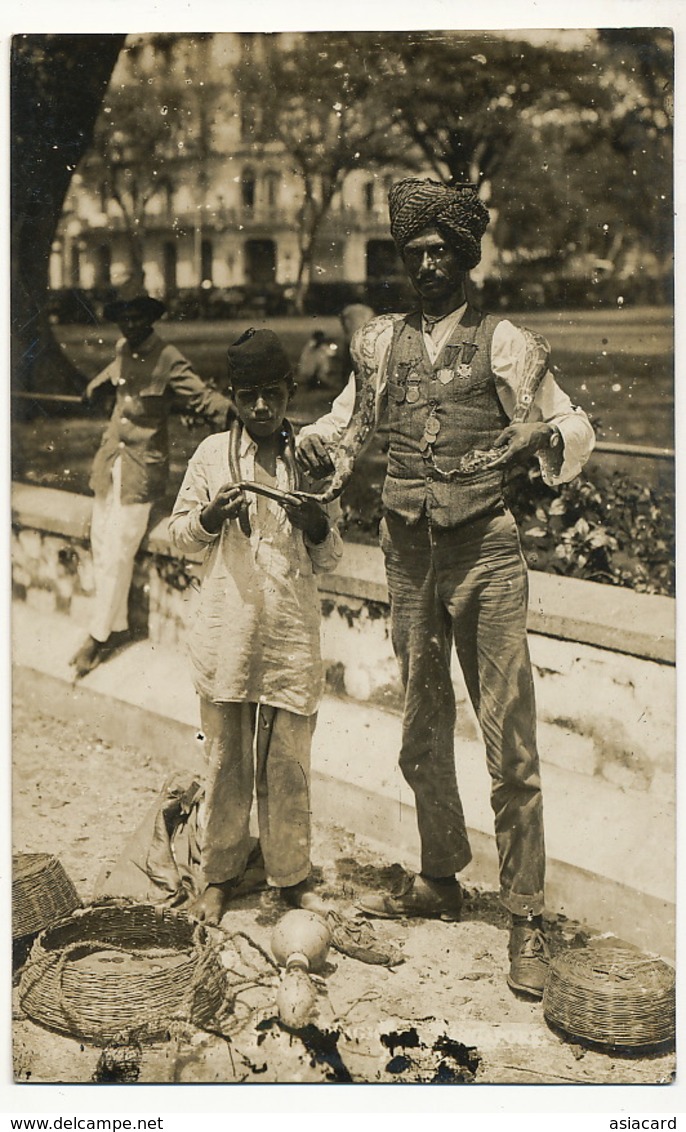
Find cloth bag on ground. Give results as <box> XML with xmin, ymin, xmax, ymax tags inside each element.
<box><xmin>94</xmin><ymin>773</ymin><xmax>264</xmax><ymax>908</ymax></box>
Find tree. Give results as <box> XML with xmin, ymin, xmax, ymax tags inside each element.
<box><xmin>368</xmin><ymin>32</ymin><xmax>613</xmax><ymax>188</ymax></box>
<box><xmin>236</xmin><ymin>33</ymin><xmax>415</xmax><ymax>311</ymax></box>
<box><xmin>80</xmin><ymin>34</ymin><xmax>208</xmax><ymax>279</ymax></box>
<box><xmin>11</xmin><ymin>34</ymin><xmax>125</xmax><ymax>397</ymax></box>
<box><xmin>491</xmin><ymin>30</ymin><xmax>673</xmax><ymax>282</ymax></box>
<box><xmin>593</xmin><ymin>29</ymin><xmax>673</xmax><ymax>271</ymax></box>
<box><xmin>364</xmin><ymin>30</ymin><xmax>671</xmax><ymax>288</ymax></box>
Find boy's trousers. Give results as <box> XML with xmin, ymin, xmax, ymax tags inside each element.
<box><xmin>198</xmin><ymin>699</ymin><xmax>315</xmax><ymax>889</ymax></box>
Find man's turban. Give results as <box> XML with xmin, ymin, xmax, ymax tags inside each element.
<box><xmin>389</xmin><ymin>178</ymin><xmax>490</xmax><ymax>269</ymax></box>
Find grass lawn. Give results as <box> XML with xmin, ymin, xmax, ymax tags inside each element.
<box><xmin>50</xmin><ymin>305</ymin><xmax>673</xmax><ymax>446</ymax></box>
<box><xmin>12</xmin><ymin>306</ymin><xmax>674</xmax><ymax>539</ymax></box>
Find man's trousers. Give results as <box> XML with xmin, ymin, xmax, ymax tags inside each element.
<box><xmin>380</xmin><ymin>507</ymin><xmax>545</xmax><ymax>917</ymax></box>
<box><xmin>89</xmin><ymin>458</ymin><xmax>151</xmax><ymax>643</ymax></box>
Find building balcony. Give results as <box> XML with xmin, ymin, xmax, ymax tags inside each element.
<box><xmin>70</xmin><ymin>204</ymin><xmax>302</xmax><ymax>239</ymax></box>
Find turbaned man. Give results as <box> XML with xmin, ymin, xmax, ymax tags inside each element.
<box><xmin>297</xmin><ymin>177</ymin><xmax>595</xmax><ymax>999</ymax></box>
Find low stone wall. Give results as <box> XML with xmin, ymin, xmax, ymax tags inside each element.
<box><xmin>11</xmin><ymin>483</ymin><xmax>676</xmax><ymax>957</ymax></box>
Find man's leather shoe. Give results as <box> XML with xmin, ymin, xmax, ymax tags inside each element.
<box><xmin>357</xmin><ymin>873</ymin><xmax>462</xmax><ymax>922</ymax></box>
<box><xmin>507</xmin><ymin>921</ymin><xmax>550</xmax><ymax>998</ymax></box>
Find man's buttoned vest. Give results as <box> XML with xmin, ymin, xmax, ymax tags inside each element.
<box><xmin>382</xmin><ymin>306</ymin><xmax>509</xmax><ymax>527</ymax></box>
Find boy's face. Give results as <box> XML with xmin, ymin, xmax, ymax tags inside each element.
<box><xmin>231</xmin><ymin>377</ymin><xmax>292</xmax><ymax>439</ymax></box>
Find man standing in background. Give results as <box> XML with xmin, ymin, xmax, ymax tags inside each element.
<box><xmin>70</xmin><ymin>277</ymin><xmax>232</xmax><ymax>679</ymax></box>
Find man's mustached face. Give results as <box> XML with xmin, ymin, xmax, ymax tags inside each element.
<box><xmin>402</xmin><ymin>227</ymin><xmax>466</xmax><ymax>302</ymax></box>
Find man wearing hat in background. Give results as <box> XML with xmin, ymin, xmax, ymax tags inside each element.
<box><xmin>297</xmin><ymin>177</ymin><xmax>595</xmax><ymax>998</ymax></box>
<box><xmin>70</xmin><ymin>277</ymin><xmax>232</xmax><ymax>679</ymax></box>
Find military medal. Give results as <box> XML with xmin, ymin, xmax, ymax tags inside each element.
<box><xmin>406</xmin><ymin>384</ymin><xmax>420</xmax><ymax>404</ymax></box>
<box><xmin>437</xmin><ymin>369</ymin><xmax>454</xmax><ymax>385</ymax></box>
<box><xmin>455</xmin><ymin>341</ymin><xmax>479</xmax><ymax>381</ymax></box>
<box><xmin>425</xmin><ymin>416</ymin><xmax>441</xmax><ymax>436</ymax></box>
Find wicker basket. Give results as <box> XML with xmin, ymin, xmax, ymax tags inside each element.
<box><xmin>13</xmin><ymin>853</ymin><xmax>81</xmax><ymax>939</ymax></box>
<box><xmin>18</xmin><ymin>902</ymin><xmax>229</xmax><ymax>1045</ymax></box>
<box><xmin>543</xmin><ymin>946</ymin><xmax>675</xmax><ymax>1050</ymax></box>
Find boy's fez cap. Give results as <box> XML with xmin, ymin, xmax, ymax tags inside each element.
<box><xmin>227</xmin><ymin>328</ymin><xmax>293</xmax><ymax>388</ymax></box>
<box><xmin>103</xmin><ymin>276</ymin><xmax>166</xmax><ymax>322</ymax></box>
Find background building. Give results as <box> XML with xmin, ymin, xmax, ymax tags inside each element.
<box><xmin>49</xmin><ymin>32</ymin><xmax>427</xmax><ymax>313</ymax></box>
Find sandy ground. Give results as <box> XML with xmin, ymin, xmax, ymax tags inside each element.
<box><xmin>12</xmin><ymin>692</ymin><xmax>676</xmax><ymax>1088</ymax></box>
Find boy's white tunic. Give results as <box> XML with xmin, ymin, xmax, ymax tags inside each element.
<box><xmin>168</xmin><ymin>428</ymin><xmax>343</xmax><ymax>716</ymax></box>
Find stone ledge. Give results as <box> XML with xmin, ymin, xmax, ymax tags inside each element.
<box><xmin>11</xmin><ymin>483</ymin><xmax>92</xmax><ymax>542</ymax></box>
<box><xmin>12</xmin><ymin>481</ymin><xmax>675</xmax><ymax>664</ymax></box>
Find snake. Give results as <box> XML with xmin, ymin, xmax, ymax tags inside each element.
<box><xmin>297</xmin><ymin>318</ymin><xmax>551</xmax><ymax>502</ymax></box>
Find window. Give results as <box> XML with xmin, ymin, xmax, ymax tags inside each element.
<box><xmin>94</xmin><ymin>244</ymin><xmax>111</xmax><ymax>288</ymax></box>
<box><xmin>163</xmin><ymin>241</ymin><xmax>178</xmax><ymax>294</ymax></box>
<box><xmin>244</xmin><ymin>239</ymin><xmax>276</xmax><ymax>285</ymax></box>
<box><xmin>366</xmin><ymin>239</ymin><xmax>403</xmax><ymax>279</ymax></box>
<box><xmin>201</xmin><ymin>238</ymin><xmax>213</xmax><ymax>285</ymax></box>
<box><xmin>240</xmin><ymin>102</ymin><xmax>253</xmax><ymax>141</ymax></box>
<box><xmin>69</xmin><ymin>244</ymin><xmax>81</xmax><ymax>288</ymax></box>
<box><xmin>241</xmin><ymin>167</ymin><xmax>256</xmax><ymax>211</ymax></box>
<box><xmin>157</xmin><ymin>179</ymin><xmax>174</xmax><ymax>216</ymax></box>
<box><xmin>265</xmin><ymin>170</ymin><xmax>280</xmax><ymax>209</ymax></box>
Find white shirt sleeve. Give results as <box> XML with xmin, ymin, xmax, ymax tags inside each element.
<box><xmin>296</xmin><ymin>315</ymin><xmax>397</xmax><ymax>448</ymax></box>
<box><xmin>297</xmin><ymin>373</ymin><xmax>356</xmax><ymax>446</ymax></box>
<box><xmin>304</xmin><ymin>509</ymin><xmax>344</xmax><ymax>574</ymax></box>
<box><xmin>168</xmin><ymin>440</ymin><xmax>219</xmax><ymax>553</ymax></box>
<box><xmin>491</xmin><ymin>319</ymin><xmax>595</xmax><ymax>485</ymax></box>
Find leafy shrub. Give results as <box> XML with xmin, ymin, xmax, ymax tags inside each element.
<box><xmin>340</xmin><ymin>462</ymin><xmax>675</xmax><ymax>598</ymax></box>
<box><xmin>507</xmin><ymin>465</ymin><xmax>675</xmax><ymax>597</ymax></box>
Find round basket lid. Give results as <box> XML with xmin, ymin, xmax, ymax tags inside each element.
<box><xmin>543</xmin><ymin>946</ymin><xmax>675</xmax><ymax>1050</ymax></box>
<box><xmin>12</xmin><ymin>853</ymin><xmax>81</xmax><ymax>939</ymax></box>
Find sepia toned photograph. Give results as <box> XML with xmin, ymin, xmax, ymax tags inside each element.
<box><xmin>9</xmin><ymin>24</ymin><xmax>676</xmax><ymax>1089</ymax></box>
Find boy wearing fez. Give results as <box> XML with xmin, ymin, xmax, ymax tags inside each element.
<box><xmin>168</xmin><ymin>329</ymin><xmax>342</xmax><ymax>925</ymax></box>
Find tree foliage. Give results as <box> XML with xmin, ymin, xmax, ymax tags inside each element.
<box><xmin>365</xmin><ymin>30</ymin><xmax>672</xmax><ymax>275</ymax></box>
<box><xmin>236</xmin><ymin>33</ymin><xmax>415</xmax><ymax>308</ymax></box>
<box><xmin>367</xmin><ymin>32</ymin><xmax>605</xmax><ymax>185</ymax></box>
<box><xmin>235</xmin><ymin>29</ymin><xmax>672</xmax><ymax>298</ymax></box>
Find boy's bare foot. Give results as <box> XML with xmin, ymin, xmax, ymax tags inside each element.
<box><xmin>70</xmin><ymin>635</ymin><xmax>105</xmax><ymax>679</ymax></box>
<box><xmin>281</xmin><ymin>878</ymin><xmax>331</xmax><ymax>918</ymax></box>
<box><xmin>188</xmin><ymin>881</ymin><xmax>236</xmax><ymax>926</ymax></box>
